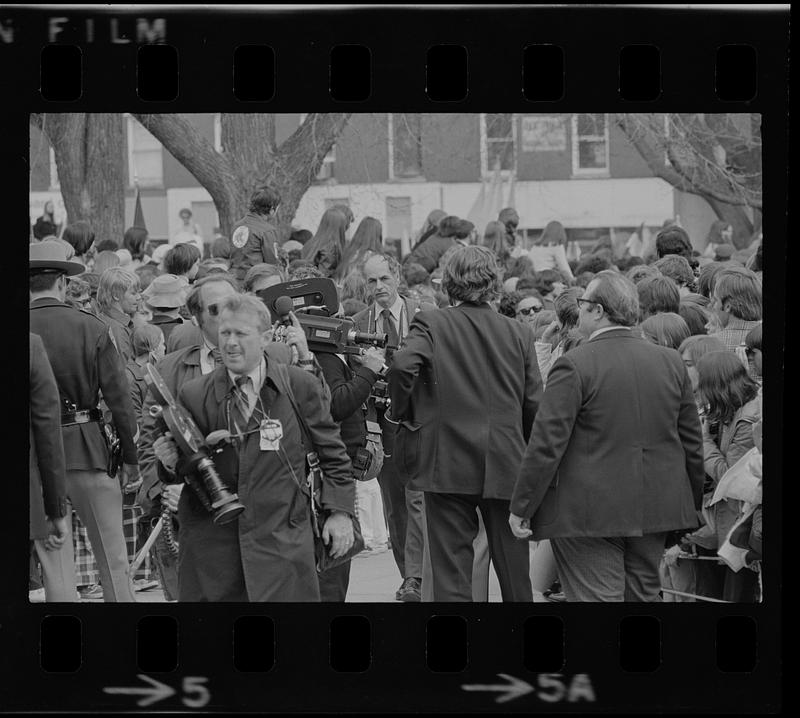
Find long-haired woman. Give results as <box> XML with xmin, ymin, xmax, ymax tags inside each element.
<box><xmin>691</xmin><ymin>350</ymin><xmax>761</xmax><ymax>602</ymax></box>
<box><xmin>527</xmin><ymin>220</ymin><xmax>575</xmax><ymax>282</ymax></box>
<box><xmin>335</xmin><ymin>216</ymin><xmax>383</xmax><ymax>280</ymax></box>
<box><xmin>482</xmin><ymin>220</ymin><xmax>511</xmax><ymax>266</ymax></box>
<box><xmin>300</xmin><ymin>207</ymin><xmax>349</xmax><ymax>276</ymax></box>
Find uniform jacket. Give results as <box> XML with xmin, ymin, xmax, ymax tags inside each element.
<box><xmin>387</xmin><ymin>302</ymin><xmax>542</xmax><ymax>499</ymax></box>
<box><xmin>228</xmin><ymin>212</ymin><xmax>280</xmax><ymax>281</ymax></box>
<box><xmin>30</xmin><ymin>334</ymin><xmax>69</xmax><ymax>539</ymax></box>
<box><xmin>510</xmin><ymin>328</ymin><xmax>705</xmax><ymax>539</ymax></box>
<box><xmin>30</xmin><ymin>298</ymin><xmax>138</xmax><ymax>470</ymax></box>
<box><xmin>175</xmin><ymin>360</ymin><xmax>354</xmax><ymax>601</ymax></box>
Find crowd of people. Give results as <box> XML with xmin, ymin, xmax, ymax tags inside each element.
<box><xmin>29</xmin><ymin>184</ymin><xmax>765</xmax><ymax>603</ymax></box>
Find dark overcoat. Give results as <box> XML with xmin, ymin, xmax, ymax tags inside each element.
<box><xmin>387</xmin><ymin>302</ymin><xmax>542</xmax><ymax>499</ymax></box>
<box><xmin>510</xmin><ymin>328</ymin><xmax>705</xmax><ymax>539</ymax></box>
<box><xmin>29</xmin><ymin>334</ymin><xmax>69</xmax><ymax>539</ymax></box>
<box><xmin>175</xmin><ymin>360</ymin><xmax>354</xmax><ymax>602</ymax></box>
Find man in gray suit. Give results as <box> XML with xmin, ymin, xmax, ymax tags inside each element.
<box><xmin>509</xmin><ymin>270</ymin><xmax>705</xmax><ymax>602</ymax></box>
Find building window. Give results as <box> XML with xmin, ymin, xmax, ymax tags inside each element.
<box><xmin>388</xmin><ymin>113</ymin><xmax>423</xmax><ymax>180</ymax></box>
<box><xmin>571</xmin><ymin>113</ymin><xmax>609</xmax><ymax>176</ymax></box>
<box><xmin>48</xmin><ymin>147</ymin><xmax>60</xmax><ymax>190</ymax></box>
<box><xmin>480</xmin><ymin>113</ymin><xmax>516</xmax><ymax>175</ymax></box>
<box><xmin>127</xmin><ymin>115</ymin><xmax>163</xmax><ymax>187</ymax></box>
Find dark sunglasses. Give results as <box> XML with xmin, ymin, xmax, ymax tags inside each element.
<box><xmin>207</xmin><ymin>302</ymin><xmax>220</xmax><ymax>316</ymax></box>
<box><xmin>517</xmin><ymin>305</ymin><xmax>542</xmax><ymax>316</ymax></box>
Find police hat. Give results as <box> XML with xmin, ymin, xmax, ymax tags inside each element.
<box><xmin>29</xmin><ymin>241</ymin><xmax>85</xmax><ymax>276</ymax></box>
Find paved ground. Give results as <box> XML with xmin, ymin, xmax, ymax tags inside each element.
<box><xmin>57</xmin><ymin>544</ymin><xmax>547</xmax><ymax>603</ymax></box>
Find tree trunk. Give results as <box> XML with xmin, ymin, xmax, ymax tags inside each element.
<box><xmin>132</xmin><ymin>112</ymin><xmax>351</xmax><ymax>240</ymax></box>
<box><xmin>705</xmin><ymin>197</ymin><xmax>753</xmax><ymax>249</ymax></box>
<box><xmin>32</xmin><ymin>113</ymin><xmax>126</xmax><ymax>245</ymax></box>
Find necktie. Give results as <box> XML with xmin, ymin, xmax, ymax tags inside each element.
<box><xmin>231</xmin><ymin>375</ymin><xmax>252</xmax><ymax>434</ymax></box>
<box><xmin>210</xmin><ymin>346</ymin><xmax>224</xmax><ymax>367</ymax></box>
<box><xmin>381</xmin><ymin>308</ymin><xmax>400</xmax><ymax>350</ymax></box>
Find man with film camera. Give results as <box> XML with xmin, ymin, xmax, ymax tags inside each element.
<box><xmin>313</xmin><ymin>332</ymin><xmax>386</xmax><ymax>601</ymax></box>
<box><xmin>351</xmin><ymin>253</ymin><xmax>436</xmax><ymax>602</ymax></box>
<box><xmin>141</xmin><ymin>274</ymin><xmax>313</xmax><ymax>599</ymax></box>
<box><xmin>160</xmin><ymin>293</ymin><xmax>354</xmax><ymax>601</ymax></box>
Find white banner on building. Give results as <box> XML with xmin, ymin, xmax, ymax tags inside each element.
<box><xmin>521</xmin><ymin>116</ymin><xmax>567</xmax><ymax>153</ymax></box>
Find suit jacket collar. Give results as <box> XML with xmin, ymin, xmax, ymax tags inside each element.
<box><xmin>212</xmin><ymin>352</ymin><xmax>282</xmax><ymax>403</ymax></box>
<box><xmin>453</xmin><ymin>301</ymin><xmax>492</xmax><ymax>311</ymax></box>
<box><xmin>588</xmin><ymin>326</ymin><xmax>636</xmax><ymax>342</ymax></box>
<box><xmin>30</xmin><ymin>297</ymin><xmax>66</xmax><ymax>309</ymax></box>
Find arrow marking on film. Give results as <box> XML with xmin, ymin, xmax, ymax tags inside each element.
<box><xmin>103</xmin><ymin>674</ymin><xmax>176</xmax><ymax>707</ymax></box>
<box><xmin>461</xmin><ymin>673</ymin><xmax>535</xmax><ymax>704</ymax></box>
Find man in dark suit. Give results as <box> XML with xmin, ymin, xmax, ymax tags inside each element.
<box><xmin>509</xmin><ymin>270</ymin><xmax>705</xmax><ymax>602</ymax></box>
<box><xmin>388</xmin><ymin>246</ymin><xmax>541</xmax><ymax>602</ymax></box>
<box><xmin>351</xmin><ymin>253</ymin><xmax>436</xmax><ymax>601</ymax></box>
<box><xmin>29</xmin><ymin>242</ymin><xmax>140</xmax><ymax>602</ymax></box>
<box><xmin>29</xmin><ymin>333</ymin><xmax>75</xmax><ymax>602</ymax></box>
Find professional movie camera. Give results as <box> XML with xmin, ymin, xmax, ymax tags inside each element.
<box><xmin>145</xmin><ymin>365</ymin><xmax>245</xmax><ymax>525</ymax></box>
<box><xmin>257</xmin><ymin>278</ymin><xmax>389</xmax><ymax>357</ymax></box>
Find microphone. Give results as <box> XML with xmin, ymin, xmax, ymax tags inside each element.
<box><xmin>274</xmin><ymin>295</ymin><xmax>295</xmax><ymax>327</ymax></box>
<box><xmin>275</xmin><ymin>295</ymin><xmax>299</xmax><ymax>363</ymax></box>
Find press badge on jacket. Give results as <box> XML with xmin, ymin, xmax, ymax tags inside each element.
<box><xmin>259</xmin><ymin>418</ymin><xmax>283</xmax><ymax>451</ymax></box>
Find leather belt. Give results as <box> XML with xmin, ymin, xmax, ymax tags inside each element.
<box><xmin>61</xmin><ymin>408</ymin><xmax>103</xmax><ymax>426</ymax></box>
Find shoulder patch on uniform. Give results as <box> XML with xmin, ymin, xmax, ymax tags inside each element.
<box><xmin>232</xmin><ymin>226</ymin><xmax>250</xmax><ymax>249</ymax></box>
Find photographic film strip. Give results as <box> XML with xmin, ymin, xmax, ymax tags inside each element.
<box><xmin>2</xmin><ymin>4</ymin><xmax>786</xmax><ymax>713</ymax></box>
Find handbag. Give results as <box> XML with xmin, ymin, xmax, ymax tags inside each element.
<box><xmin>273</xmin><ymin>364</ymin><xmax>364</xmax><ymax>572</ymax></box>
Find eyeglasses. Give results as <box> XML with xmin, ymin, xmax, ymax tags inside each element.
<box><xmin>517</xmin><ymin>305</ymin><xmax>542</xmax><ymax>316</ymax></box>
<box><xmin>207</xmin><ymin>302</ymin><xmax>220</xmax><ymax>316</ymax></box>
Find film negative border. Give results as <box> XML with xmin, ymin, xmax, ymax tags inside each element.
<box><xmin>2</xmin><ymin>4</ymin><xmax>788</xmax><ymax>714</ymax></box>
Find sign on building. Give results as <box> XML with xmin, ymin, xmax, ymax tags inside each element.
<box><xmin>521</xmin><ymin>115</ymin><xmax>567</xmax><ymax>152</ymax></box>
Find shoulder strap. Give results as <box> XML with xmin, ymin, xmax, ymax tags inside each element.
<box><xmin>273</xmin><ymin>363</ymin><xmax>318</xmax><ymax>464</ymax></box>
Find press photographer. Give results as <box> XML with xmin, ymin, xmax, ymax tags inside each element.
<box><xmin>160</xmin><ymin>293</ymin><xmax>355</xmax><ymax>602</ymax></box>
<box><xmin>351</xmin><ymin>253</ymin><xmax>437</xmax><ymax>602</ymax></box>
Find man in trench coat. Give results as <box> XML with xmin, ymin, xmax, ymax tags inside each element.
<box><xmin>172</xmin><ymin>294</ymin><xmax>355</xmax><ymax>601</ymax></box>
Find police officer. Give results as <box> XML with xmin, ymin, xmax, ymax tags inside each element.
<box><xmin>30</xmin><ymin>242</ymin><xmax>141</xmax><ymax>602</ymax></box>
<box><xmin>228</xmin><ymin>186</ymin><xmax>282</xmax><ymax>282</ymax></box>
